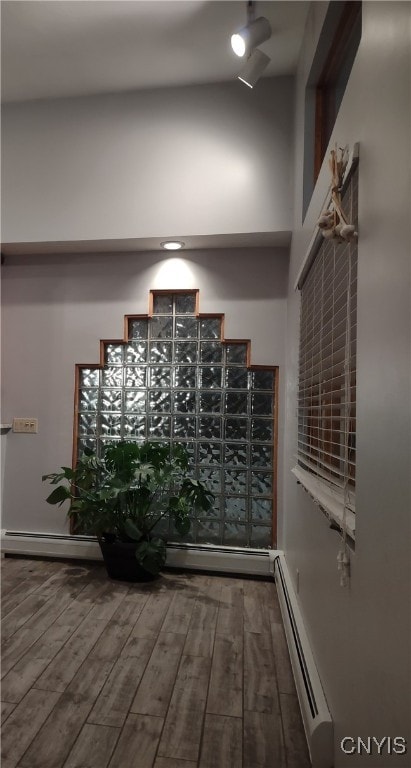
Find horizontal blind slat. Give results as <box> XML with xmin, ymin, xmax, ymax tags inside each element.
<box><xmin>298</xmin><ymin>169</ymin><xmax>358</xmax><ymax>495</ymax></box>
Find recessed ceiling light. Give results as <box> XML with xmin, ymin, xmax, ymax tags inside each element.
<box><xmin>160</xmin><ymin>240</ymin><xmax>185</xmax><ymax>251</ymax></box>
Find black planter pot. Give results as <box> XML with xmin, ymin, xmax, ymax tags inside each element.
<box><xmin>98</xmin><ymin>537</ymin><xmax>159</xmax><ymax>583</ymax></box>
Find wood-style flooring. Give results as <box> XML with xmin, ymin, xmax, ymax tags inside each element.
<box><xmin>1</xmin><ymin>556</ymin><xmax>311</xmax><ymax>768</ymax></box>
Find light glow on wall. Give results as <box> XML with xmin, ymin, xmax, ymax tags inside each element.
<box><xmin>155</xmin><ymin>257</ymin><xmax>195</xmax><ymax>289</ymax></box>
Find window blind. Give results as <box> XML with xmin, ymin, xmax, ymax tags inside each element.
<box><xmin>297</xmin><ymin>168</ymin><xmax>358</xmax><ymax>509</ymax></box>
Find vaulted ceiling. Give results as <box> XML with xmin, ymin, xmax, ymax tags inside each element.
<box><xmin>1</xmin><ymin>1</ymin><xmax>310</xmax><ymax>103</ymax></box>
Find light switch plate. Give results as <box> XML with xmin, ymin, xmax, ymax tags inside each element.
<box><xmin>12</xmin><ymin>418</ymin><xmax>38</xmax><ymax>433</ymax></box>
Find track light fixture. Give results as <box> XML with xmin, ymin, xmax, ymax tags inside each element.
<box><xmin>231</xmin><ymin>2</ymin><xmax>271</xmax><ymax>88</ymax></box>
<box><xmin>231</xmin><ymin>16</ymin><xmax>271</xmax><ymax>58</ymax></box>
<box><xmin>237</xmin><ymin>48</ymin><xmax>270</xmax><ymax>88</ymax></box>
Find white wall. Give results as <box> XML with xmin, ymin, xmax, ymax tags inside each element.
<box><xmin>1</xmin><ymin>247</ymin><xmax>288</xmax><ymax>538</ymax></box>
<box><xmin>1</xmin><ymin>77</ymin><xmax>293</xmax><ymax>245</ymax></box>
<box><xmin>283</xmin><ymin>2</ymin><xmax>411</xmax><ymax>765</ymax></box>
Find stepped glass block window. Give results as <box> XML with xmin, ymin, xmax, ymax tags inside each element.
<box><xmin>297</xmin><ymin>166</ymin><xmax>358</xmax><ymax>519</ymax></box>
<box><xmin>75</xmin><ymin>290</ymin><xmax>278</xmax><ymax>548</ymax></box>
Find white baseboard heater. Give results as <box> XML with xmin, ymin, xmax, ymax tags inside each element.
<box><xmin>273</xmin><ymin>552</ymin><xmax>333</xmax><ymax>768</ymax></box>
<box><xmin>0</xmin><ymin>530</ymin><xmax>273</xmax><ymax>577</ymax></box>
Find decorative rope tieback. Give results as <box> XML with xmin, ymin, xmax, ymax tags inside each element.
<box><xmin>317</xmin><ymin>146</ymin><xmax>358</xmax><ymax>243</ymax></box>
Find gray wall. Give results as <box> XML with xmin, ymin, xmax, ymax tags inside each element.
<box><xmin>1</xmin><ymin>248</ymin><xmax>288</xmax><ymax>536</ymax></box>
<box><xmin>1</xmin><ymin>77</ymin><xmax>293</xmax><ymax>244</ymax></box>
<box><xmin>283</xmin><ymin>2</ymin><xmax>411</xmax><ymax>764</ymax></box>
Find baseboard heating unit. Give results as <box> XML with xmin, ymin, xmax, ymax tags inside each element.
<box><xmin>0</xmin><ymin>531</ymin><xmax>273</xmax><ymax>577</ymax></box>
<box><xmin>272</xmin><ymin>553</ymin><xmax>333</xmax><ymax>768</ymax></box>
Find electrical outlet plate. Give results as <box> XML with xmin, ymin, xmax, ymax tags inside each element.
<box><xmin>12</xmin><ymin>418</ymin><xmax>38</xmax><ymax>433</ymax></box>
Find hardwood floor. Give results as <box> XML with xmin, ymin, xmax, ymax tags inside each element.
<box><xmin>1</xmin><ymin>556</ymin><xmax>311</xmax><ymax>768</ymax></box>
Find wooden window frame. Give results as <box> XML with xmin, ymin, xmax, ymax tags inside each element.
<box><xmin>314</xmin><ymin>2</ymin><xmax>362</xmax><ymax>181</ymax></box>
<box><xmin>72</xmin><ymin>290</ymin><xmax>279</xmax><ymax>548</ymax></box>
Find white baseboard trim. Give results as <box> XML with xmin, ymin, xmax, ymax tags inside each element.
<box><xmin>0</xmin><ymin>530</ymin><xmax>275</xmax><ymax>577</ymax></box>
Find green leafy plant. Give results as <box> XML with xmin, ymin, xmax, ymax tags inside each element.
<box><xmin>43</xmin><ymin>441</ymin><xmax>214</xmax><ymax>575</ymax></box>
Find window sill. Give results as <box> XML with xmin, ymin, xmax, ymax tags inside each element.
<box><xmin>291</xmin><ymin>465</ymin><xmax>356</xmax><ymax>542</ymax></box>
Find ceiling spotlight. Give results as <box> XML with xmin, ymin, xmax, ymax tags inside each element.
<box><xmin>238</xmin><ymin>48</ymin><xmax>270</xmax><ymax>88</ymax></box>
<box><xmin>231</xmin><ymin>16</ymin><xmax>271</xmax><ymax>58</ymax></box>
<box><xmin>160</xmin><ymin>240</ymin><xmax>185</xmax><ymax>251</ymax></box>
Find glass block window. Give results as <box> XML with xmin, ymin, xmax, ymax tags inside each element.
<box><xmin>75</xmin><ymin>291</ymin><xmax>277</xmax><ymax>548</ymax></box>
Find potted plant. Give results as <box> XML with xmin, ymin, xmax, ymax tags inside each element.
<box><xmin>43</xmin><ymin>440</ymin><xmax>214</xmax><ymax>581</ymax></box>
